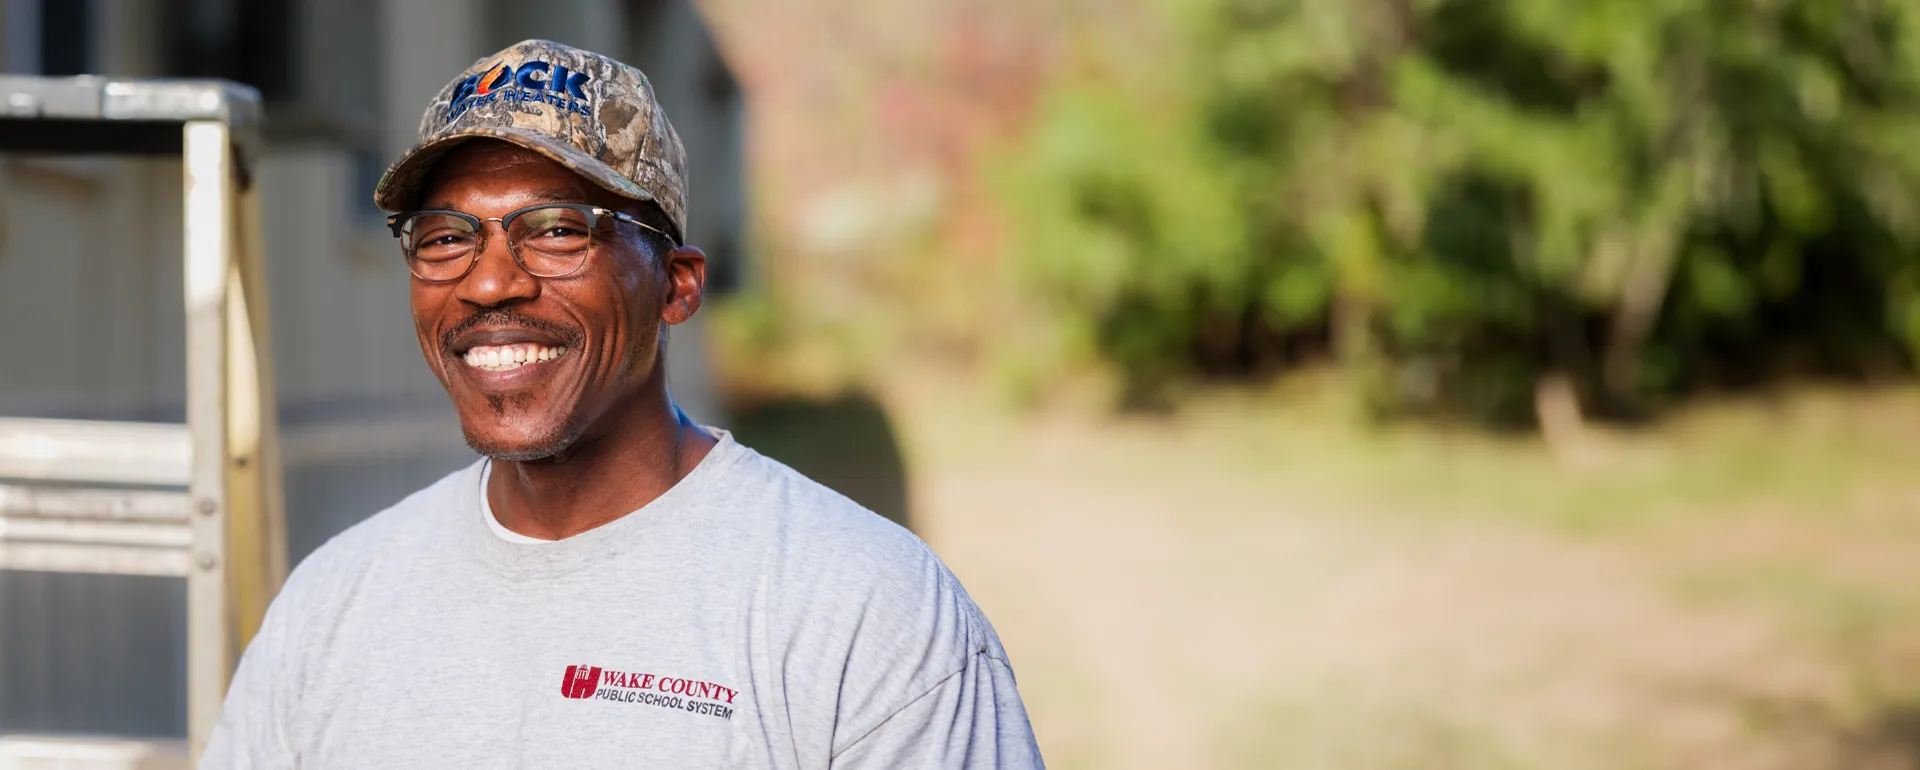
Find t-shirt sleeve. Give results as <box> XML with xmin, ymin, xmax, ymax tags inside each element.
<box><xmin>754</xmin><ymin>474</ymin><xmax>1045</xmax><ymax>768</ymax></box>
<box><xmin>198</xmin><ymin>592</ymin><xmax>300</xmax><ymax>769</ymax></box>
<box><xmin>828</xmin><ymin>651</ymin><xmax>1043</xmax><ymax>769</ymax></box>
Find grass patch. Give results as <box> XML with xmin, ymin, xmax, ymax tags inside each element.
<box><xmin>858</xmin><ymin>370</ymin><xmax>1920</xmax><ymax>768</ymax></box>
<box><xmin>964</xmin><ymin>379</ymin><xmax>1920</xmax><ymax>534</ymax></box>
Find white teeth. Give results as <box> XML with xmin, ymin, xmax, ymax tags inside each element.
<box><xmin>462</xmin><ymin>344</ymin><xmax>566</xmax><ymax>371</ymax></box>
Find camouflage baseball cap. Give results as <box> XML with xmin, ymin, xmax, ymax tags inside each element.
<box><xmin>373</xmin><ymin>39</ymin><xmax>689</xmax><ymax>243</ymax></box>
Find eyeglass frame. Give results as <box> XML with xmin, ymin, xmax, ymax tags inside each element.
<box><xmin>385</xmin><ymin>202</ymin><xmax>677</xmax><ymax>283</ymax></box>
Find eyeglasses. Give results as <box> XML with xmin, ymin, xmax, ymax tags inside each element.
<box><xmin>386</xmin><ymin>202</ymin><xmax>672</xmax><ymax>282</ymax></box>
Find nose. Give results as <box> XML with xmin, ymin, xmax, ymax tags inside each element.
<box><xmin>452</xmin><ymin>222</ymin><xmax>540</xmax><ymax>307</ymax></box>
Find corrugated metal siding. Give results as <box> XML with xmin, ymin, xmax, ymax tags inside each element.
<box><xmin>0</xmin><ymin>572</ymin><xmax>188</xmax><ymax>737</ymax></box>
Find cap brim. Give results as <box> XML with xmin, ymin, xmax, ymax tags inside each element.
<box><xmin>372</xmin><ymin>125</ymin><xmax>656</xmax><ymax>217</ymax></box>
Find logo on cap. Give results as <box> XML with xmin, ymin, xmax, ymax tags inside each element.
<box><xmin>447</xmin><ymin>59</ymin><xmax>594</xmax><ymax>122</ymax></box>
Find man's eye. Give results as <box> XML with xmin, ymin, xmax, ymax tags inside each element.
<box><xmin>412</xmin><ymin>231</ymin><xmax>476</xmax><ymax>259</ymax></box>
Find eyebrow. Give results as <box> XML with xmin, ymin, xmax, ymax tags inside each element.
<box><xmin>425</xmin><ymin>188</ymin><xmax>586</xmax><ymax>211</ymax></box>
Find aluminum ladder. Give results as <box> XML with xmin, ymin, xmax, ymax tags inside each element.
<box><xmin>0</xmin><ymin>75</ymin><xmax>287</xmax><ymax>768</ymax></box>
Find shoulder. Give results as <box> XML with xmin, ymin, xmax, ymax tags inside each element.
<box><xmin>738</xmin><ymin>448</ymin><xmax>936</xmax><ymax>580</ymax></box>
<box><xmin>726</xmin><ymin>445</ymin><xmax>960</xmax><ymax>614</ymax></box>
<box><xmin>721</xmin><ymin>444</ymin><xmax>1008</xmax><ymax>717</ymax></box>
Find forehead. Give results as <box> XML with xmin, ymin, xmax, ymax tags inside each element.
<box><xmin>421</xmin><ymin>140</ymin><xmax>598</xmax><ymax>205</ymax></box>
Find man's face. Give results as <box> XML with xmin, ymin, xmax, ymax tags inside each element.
<box><xmin>408</xmin><ymin>140</ymin><xmax>702</xmax><ymax>461</ymax></box>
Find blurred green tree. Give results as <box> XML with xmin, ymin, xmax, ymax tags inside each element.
<box><xmin>997</xmin><ymin>0</ymin><xmax>1920</xmax><ymax>423</ymax></box>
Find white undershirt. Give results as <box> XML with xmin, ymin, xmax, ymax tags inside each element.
<box><xmin>478</xmin><ymin>460</ymin><xmax>556</xmax><ymax>544</ymax></box>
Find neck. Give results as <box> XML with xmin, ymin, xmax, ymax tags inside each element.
<box><xmin>485</xmin><ymin>378</ymin><xmax>718</xmax><ymax>540</ymax></box>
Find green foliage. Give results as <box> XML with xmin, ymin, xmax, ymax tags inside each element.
<box><xmin>996</xmin><ymin>0</ymin><xmax>1920</xmax><ymax>421</ymax></box>
<box><xmin>995</xmin><ymin>85</ymin><xmax>1260</xmax><ymax>400</ymax></box>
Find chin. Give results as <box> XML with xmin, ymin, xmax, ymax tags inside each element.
<box><xmin>461</xmin><ymin>418</ymin><xmax>584</xmax><ymax>462</ymax></box>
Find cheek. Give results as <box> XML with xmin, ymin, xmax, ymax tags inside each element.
<box><xmin>610</xmin><ymin>249</ymin><xmax>654</xmax><ymax>300</ymax></box>
<box><xmin>600</xmin><ymin>286</ymin><xmax>651</xmax><ymax>365</ymax></box>
<box><xmin>603</xmin><ymin>250</ymin><xmax>665</xmax><ymax>346</ymax></box>
<box><xmin>409</xmin><ymin>287</ymin><xmax>450</xmax><ymax>349</ymax></box>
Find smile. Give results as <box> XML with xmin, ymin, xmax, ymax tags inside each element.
<box><xmin>462</xmin><ymin>343</ymin><xmax>569</xmax><ymax>371</ymax></box>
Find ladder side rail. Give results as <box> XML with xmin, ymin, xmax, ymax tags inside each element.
<box><xmin>224</xmin><ymin>175</ymin><xmax>287</xmax><ymax>653</ymax></box>
<box><xmin>0</xmin><ymin>76</ymin><xmax>280</xmax><ymax>770</ymax></box>
<box><xmin>181</xmin><ymin>119</ymin><xmax>235</xmax><ymax>762</ymax></box>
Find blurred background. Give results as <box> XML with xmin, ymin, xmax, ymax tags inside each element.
<box><xmin>6</xmin><ymin>0</ymin><xmax>1920</xmax><ymax>767</ymax></box>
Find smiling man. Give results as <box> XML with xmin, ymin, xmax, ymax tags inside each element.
<box><xmin>202</xmin><ymin>40</ymin><xmax>1042</xmax><ymax>769</ymax></box>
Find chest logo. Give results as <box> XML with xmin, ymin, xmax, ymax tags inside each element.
<box><xmin>561</xmin><ymin>665</ymin><xmax>604</xmax><ymax>699</ymax></box>
<box><xmin>560</xmin><ymin>664</ymin><xmax>737</xmax><ymax>720</ymax></box>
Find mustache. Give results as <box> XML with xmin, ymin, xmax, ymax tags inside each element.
<box><xmin>440</xmin><ymin>309</ymin><xmax>585</xmax><ymax>352</ymax></box>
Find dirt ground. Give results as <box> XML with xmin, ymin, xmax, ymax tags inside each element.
<box><xmin>877</xmin><ymin>384</ymin><xmax>1920</xmax><ymax>770</ymax></box>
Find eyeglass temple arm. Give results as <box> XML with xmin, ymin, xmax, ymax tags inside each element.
<box><xmin>601</xmin><ymin>208</ymin><xmax>679</xmax><ymax>245</ymax></box>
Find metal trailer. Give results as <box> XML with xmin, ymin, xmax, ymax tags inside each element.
<box><xmin>0</xmin><ymin>75</ymin><xmax>287</xmax><ymax>768</ymax></box>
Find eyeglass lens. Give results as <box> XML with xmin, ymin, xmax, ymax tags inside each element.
<box><xmin>400</xmin><ymin>205</ymin><xmax>600</xmax><ymax>281</ymax></box>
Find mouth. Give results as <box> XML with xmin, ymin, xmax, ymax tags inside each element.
<box><xmin>444</xmin><ymin>324</ymin><xmax>581</xmax><ymax>385</ymax></box>
<box><xmin>460</xmin><ymin>342</ymin><xmax>570</xmax><ymax>372</ymax></box>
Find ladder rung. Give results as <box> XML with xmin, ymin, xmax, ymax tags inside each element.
<box><xmin>0</xmin><ymin>540</ymin><xmax>190</xmax><ymax>577</ymax></box>
<box><xmin>0</xmin><ymin>484</ymin><xmax>190</xmax><ymax>522</ymax></box>
<box><xmin>0</xmin><ymin>483</ymin><xmax>194</xmax><ymax>578</ymax></box>
<box><xmin>0</xmin><ymin>516</ymin><xmax>191</xmax><ymax>549</ymax></box>
<box><xmin>0</xmin><ymin>733</ymin><xmax>189</xmax><ymax>770</ymax></box>
<box><xmin>0</xmin><ymin>418</ymin><xmax>191</xmax><ymax>487</ymax></box>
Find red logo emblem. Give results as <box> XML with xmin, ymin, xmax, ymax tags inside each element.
<box><xmin>561</xmin><ymin>665</ymin><xmax>602</xmax><ymax>699</ymax></box>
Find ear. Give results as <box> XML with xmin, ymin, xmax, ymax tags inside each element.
<box><xmin>661</xmin><ymin>245</ymin><xmax>707</xmax><ymax>325</ymax></box>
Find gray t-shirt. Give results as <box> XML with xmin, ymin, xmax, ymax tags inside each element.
<box><xmin>202</xmin><ymin>430</ymin><xmax>1042</xmax><ymax>769</ymax></box>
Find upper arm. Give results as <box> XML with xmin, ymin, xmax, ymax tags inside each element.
<box><xmin>796</xmin><ymin>524</ymin><xmax>1041</xmax><ymax>768</ymax></box>
<box><xmin>752</xmin><ymin>475</ymin><xmax>1043</xmax><ymax>768</ymax></box>
<box><xmin>828</xmin><ymin>652</ymin><xmax>1043</xmax><ymax>770</ymax></box>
